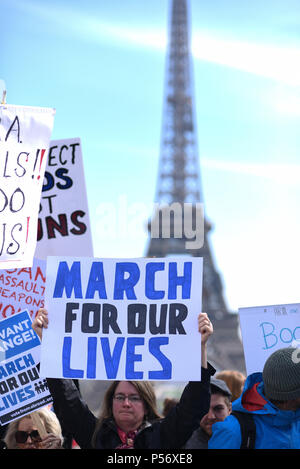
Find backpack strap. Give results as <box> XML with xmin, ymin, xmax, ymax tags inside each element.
<box><xmin>231</xmin><ymin>411</ymin><xmax>256</xmax><ymax>449</ymax></box>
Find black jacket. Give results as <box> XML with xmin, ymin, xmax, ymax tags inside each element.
<box><xmin>47</xmin><ymin>363</ymin><xmax>215</xmax><ymax>449</ymax></box>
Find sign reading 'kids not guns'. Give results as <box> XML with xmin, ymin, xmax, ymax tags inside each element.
<box><xmin>35</xmin><ymin>138</ymin><xmax>93</xmax><ymax>259</ymax></box>
<box><xmin>0</xmin><ymin>104</ymin><xmax>55</xmax><ymax>269</ymax></box>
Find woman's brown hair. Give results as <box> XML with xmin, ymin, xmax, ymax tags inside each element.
<box><xmin>92</xmin><ymin>380</ymin><xmax>161</xmax><ymax>447</ymax></box>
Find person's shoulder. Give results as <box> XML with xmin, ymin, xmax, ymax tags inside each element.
<box><xmin>185</xmin><ymin>427</ymin><xmax>208</xmax><ymax>449</ymax></box>
<box><xmin>208</xmin><ymin>415</ymin><xmax>242</xmax><ymax>449</ymax></box>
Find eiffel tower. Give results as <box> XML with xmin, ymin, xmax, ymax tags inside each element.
<box><xmin>145</xmin><ymin>0</ymin><xmax>245</xmax><ymax>373</ymax></box>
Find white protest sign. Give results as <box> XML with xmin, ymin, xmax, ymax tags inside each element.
<box><xmin>0</xmin><ymin>104</ymin><xmax>55</xmax><ymax>269</ymax></box>
<box><xmin>239</xmin><ymin>303</ymin><xmax>300</xmax><ymax>375</ymax></box>
<box><xmin>0</xmin><ymin>257</ymin><xmax>46</xmax><ymax>320</ymax></box>
<box><xmin>0</xmin><ymin>310</ymin><xmax>52</xmax><ymax>425</ymax></box>
<box><xmin>40</xmin><ymin>256</ymin><xmax>203</xmax><ymax>381</ymax></box>
<box><xmin>35</xmin><ymin>138</ymin><xmax>93</xmax><ymax>257</ymax></box>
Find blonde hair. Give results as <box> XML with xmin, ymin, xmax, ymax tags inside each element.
<box><xmin>92</xmin><ymin>380</ymin><xmax>161</xmax><ymax>447</ymax></box>
<box><xmin>4</xmin><ymin>406</ymin><xmax>63</xmax><ymax>449</ymax></box>
<box><xmin>215</xmin><ymin>370</ymin><xmax>246</xmax><ymax>402</ymax></box>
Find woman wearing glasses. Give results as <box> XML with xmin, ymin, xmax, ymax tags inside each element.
<box><xmin>4</xmin><ymin>406</ymin><xmax>63</xmax><ymax>449</ymax></box>
<box><xmin>32</xmin><ymin>310</ymin><xmax>214</xmax><ymax>449</ymax></box>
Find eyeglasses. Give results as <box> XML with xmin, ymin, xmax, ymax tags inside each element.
<box><xmin>113</xmin><ymin>393</ymin><xmax>142</xmax><ymax>403</ymax></box>
<box><xmin>15</xmin><ymin>430</ymin><xmax>41</xmax><ymax>444</ymax></box>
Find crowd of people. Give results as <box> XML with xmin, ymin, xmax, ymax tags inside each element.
<box><xmin>0</xmin><ymin>308</ymin><xmax>299</xmax><ymax>450</ymax></box>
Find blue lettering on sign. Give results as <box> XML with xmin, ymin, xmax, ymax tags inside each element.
<box><xmin>53</xmin><ymin>260</ymin><xmax>193</xmax><ymax>300</ymax></box>
<box><xmin>61</xmin><ymin>336</ymin><xmax>174</xmax><ymax>380</ymax></box>
<box><xmin>0</xmin><ymin>311</ymin><xmax>40</xmax><ymax>360</ymax></box>
<box><xmin>62</xmin><ymin>337</ymin><xmax>84</xmax><ymax>378</ymax></box>
<box><xmin>53</xmin><ymin>261</ymin><xmax>83</xmax><ymax>298</ymax></box>
<box><xmin>145</xmin><ymin>262</ymin><xmax>165</xmax><ymax>299</ymax></box>
<box><xmin>113</xmin><ymin>263</ymin><xmax>140</xmax><ymax>300</ymax></box>
<box><xmin>148</xmin><ymin>337</ymin><xmax>172</xmax><ymax>379</ymax></box>
<box><xmin>260</xmin><ymin>321</ymin><xmax>300</xmax><ymax>349</ymax></box>
<box><xmin>0</xmin><ymin>385</ymin><xmax>35</xmax><ymax>412</ymax></box>
<box><xmin>85</xmin><ymin>262</ymin><xmax>107</xmax><ymax>299</ymax></box>
<box><xmin>168</xmin><ymin>262</ymin><xmax>192</xmax><ymax>299</ymax></box>
<box><xmin>100</xmin><ymin>337</ymin><xmax>125</xmax><ymax>379</ymax></box>
<box><xmin>125</xmin><ymin>337</ymin><xmax>144</xmax><ymax>379</ymax></box>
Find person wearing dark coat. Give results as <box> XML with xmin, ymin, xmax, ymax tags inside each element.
<box><xmin>32</xmin><ymin>310</ymin><xmax>215</xmax><ymax>449</ymax></box>
<box><xmin>184</xmin><ymin>377</ymin><xmax>232</xmax><ymax>449</ymax></box>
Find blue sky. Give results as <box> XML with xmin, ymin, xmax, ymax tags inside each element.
<box><xmin>2</xmin><ymin>0</ymin><xmax>300</xmax><ymax>312</ymax></box>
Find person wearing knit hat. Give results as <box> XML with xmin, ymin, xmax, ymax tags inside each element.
<box><xmin>208</xmin><ymin>346</ymin><xmax>300</xmax><ymax>449</ymax></box>
<box><xmin>184</xmin><ymin>377</ymin><xmax>232</xmax><ymax>449</ymax></box>
<box><xmin>262</xmin><ymin>347</ymin><xmax>300</xmax><ymax>408</ymax></box>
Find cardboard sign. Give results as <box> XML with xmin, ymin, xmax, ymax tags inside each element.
<box><xmin>35</xmin><ymin>138</ymin><xmax>93</xmax><ymax>258</ymax></box>
<box><xmin>0</xmin><ymin>257</ymin><xmax>46</xmax><ymax>320</ymax></box>
<box><xmin>0</xmin><ymin>310</ymin><xmax>52</xmax><ymax>425</ymax></box>
<box><xmin>239</xmin><ymin>303</ymin><xmax>300</xmax><ymax>375</ymax></box>
<box><xmin>40</xmin><ymin>256</ymin><xmax>203</xmax><ymax>381</ymax></box>
<box><xmin>0</xmin><ymin>104</ymin><xmax>55</xmax><ymax>269</ymax></box>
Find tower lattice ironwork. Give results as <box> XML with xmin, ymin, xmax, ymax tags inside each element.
<box><xmin>145</xmin><ymin>0</ymin><xmax>245</xmax><ymax>372</ymax></box>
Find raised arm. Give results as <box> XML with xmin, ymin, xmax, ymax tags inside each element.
<box><xmin>198</xmin><ymin>312</ymin><xmax>213</xmax><ymax>369</ymax></box>
<box><xmin>159</xmin><ymin>313</ymin><xmax>215</xmax><ymax>448</ymax></box>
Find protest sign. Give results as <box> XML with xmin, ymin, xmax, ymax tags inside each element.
<box><xmin>0</xmin><ymin>310</ymin><xmax>52</xmax><ymax>425</ymax></box>
<box><xmin>35</xmin><ymin>138</ymin><xmax>93</xmax><ymax>258</ymax></box>
<box><xmin>239</xmin><ymin>303</ymin><xmax>300</xmax><ymax>375</ymax></box>
<box><xmin>0</xmin><ymin>257</ymin><xmax>46</xmax><ymax>320</ymax></box>
<box><xmin>0</xmin><ymin>104</ymin><xmax>55</xmax><ymax>269</ymax></box>
<box><xmin>40</xmin><ymin>256</ymin><xmax>203</xmax><ymax>381</ymax></box>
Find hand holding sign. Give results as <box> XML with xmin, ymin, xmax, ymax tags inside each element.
<box><xmin>31</xmin><ymin>307</ymin><xmax>48</xmax><ymax>340</ymax></box>
<box><xmin>198</xmin><ymin>312</ymin><xmax>213</xmax><ymax>369</ymax></box>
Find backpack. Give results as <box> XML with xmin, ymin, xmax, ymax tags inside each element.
<box><xmin>231</xmin><ymin>411</ymin><xmax>256</xmax><ymax>449</ymax></box>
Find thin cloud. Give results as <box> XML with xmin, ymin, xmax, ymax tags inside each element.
<box><xmin>201</xmin><ymin>157</ymin><xmax>300</xmax><ymax>184</ymax></box>
<box><xmin>12</xmin><ymin>0</ymin><xmax>300</xmax><ymax>86</ymax></box>
<box><xmin>192</xmin><ymin>33</ymin><xmax>300</xmax><ymax>87</ymax></box>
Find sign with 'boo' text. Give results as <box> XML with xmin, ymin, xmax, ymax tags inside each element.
<box><xmin>239</xmin><ymin>303</ymin><xmax>300</xmax><ymax>375</ymax></box>
<box><xmin>40</xmin><ymin>256</ymin><xmax>203</xmax><ymax>382</ymax></box>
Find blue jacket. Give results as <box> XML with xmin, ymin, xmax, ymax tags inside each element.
<box><xmin>208</xmin><ymin>372</ymin><xmax>300</xmax><ymax>449</ymax></box>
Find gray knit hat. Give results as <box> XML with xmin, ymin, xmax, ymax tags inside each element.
<box><xmin>262</xmin><ymin>347</ymin><xmax>300</xmax><ymax>401</ymax></box>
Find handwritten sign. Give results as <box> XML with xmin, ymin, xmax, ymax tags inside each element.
<box><xmin>0</xmin><ymin>310</ymin><xmax>52</xmax><ymax>425</ymax></box>
<box><xmin>0</xmin><ymin>104</ymin><xmax>55</xmax><ymax>269</ymax></box>
<box><xmin>40</xmin><ymin>256</ymin><xmax>203</xmax><ymax>381</ymax></box>
<box><xmin>0</xmin><ymin>257</ymin><xmax>46</xmax><ymax>321</ymax></box>
<box><xmin>35</xmin><ymin>138</ymin><xmax>93</xmax><ymax>258</ymax></box>
<box><xmin>239</xmin><ymin>303</ymin><xmax>300</xmax><ymax>374</ymax></box>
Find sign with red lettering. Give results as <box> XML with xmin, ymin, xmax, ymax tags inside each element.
<box><xmin>0</xmin><ymin>258</ymin><xmax>46</xmax><ymax>320</ymax></box>
<box><xmin>35</xmin><ymin>138</ymin><xmax>93</xmax><ymax>258</ymax></box>
<box><xmin>0</xmin><ymin>104</ymin><xmax>55</xmax><ymax>269</ymax></box>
